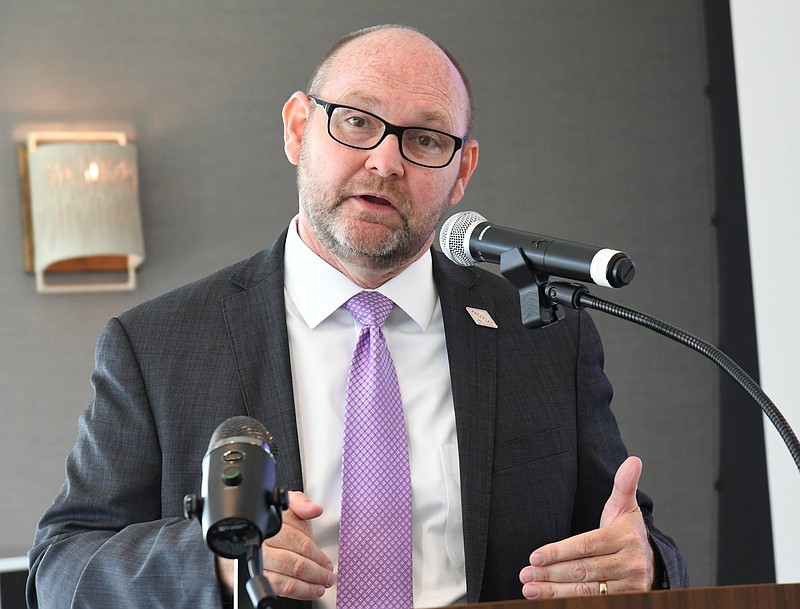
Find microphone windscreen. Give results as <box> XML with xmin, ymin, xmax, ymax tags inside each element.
<box><xmin>439</xmin><ymin>211</ymin><xmax>486</xmax><ymax>266</ymax></box>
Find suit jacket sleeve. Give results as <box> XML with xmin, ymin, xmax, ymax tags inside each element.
<box><xmin>434</xmin><ymin>255</ymin><xmax>687</xmax><ymax>600</ymax></box>
<box><xmin>569</xmin><ymin>311</ymin><xmax>688</xmax><ymax>590</ymax></box>
<box><xmin>27</xmin><ymin>241</ymin><xmax>304</xmax><ymax>609</ymax></box>
<box><xmin>27</xmin><ymin>317</ymin><xmax>226</xmax><ymax>609</ymax></box>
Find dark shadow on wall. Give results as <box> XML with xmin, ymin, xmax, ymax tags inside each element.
<box><xmin>704</xmin><ymin>0</ymin><xmax>775</xmax><ymax>585</ymax></box>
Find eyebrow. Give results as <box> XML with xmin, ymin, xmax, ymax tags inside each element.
<box><xmin>338</xmin><ymin>92</ymin><xmax>455</xmax><ymax>131</ymax></box>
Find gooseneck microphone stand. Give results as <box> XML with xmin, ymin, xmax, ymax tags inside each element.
<box><xmin>498</xmin><ymin>247</ymin><xmax>800</xmax><ymax>473</ymax></box>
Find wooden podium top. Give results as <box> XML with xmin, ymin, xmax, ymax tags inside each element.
<box><xmin>450</xmin><ymin>583</ymin><xmax>800</xmax><ymax>609</ymax></box>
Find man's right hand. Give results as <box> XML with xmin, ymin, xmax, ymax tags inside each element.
<box><xmin>216</xmin><ymin>491</ymin><xmax>336</xmax><ymax>600</ymax></box>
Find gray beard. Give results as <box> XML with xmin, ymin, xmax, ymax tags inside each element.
<box><xmin>296</xmin><ymin>149</ymin><xmax>456</xmax><ymax>272</ymax></box>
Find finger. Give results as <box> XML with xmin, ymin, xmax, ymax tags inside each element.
<box><xmin>520</xmin><ymin>553</ymin><xmax>616</xmax><ymax>586</ymax></box>
<box><xmin>287</xmin><ymin>490</ymin><xmax>325</xmax><ymax>521</ymax></box>
<box><xmin>272</xmin><ymin>491</ymin><xmax>328</xmax><ymax>559</ymax></box>
<box><xmin>528</xmin><ymin>526</ymin><xmax>619</xmax><ymax>568</ymax></box>
<box><xmin>265</xmin><ymin>495</ymin><xmax>332</xmax><ymax>571</ymax></box>
<box><xmin>522</xmin><ymin>579</ymin><xmax>609</xmax><ymax>599</ymax></box>
<box><xmin>268</xmin><ymin>574</ymin><xmax>328</xmax><ymax>601</ymax></box>
<box><xmin>522</xmin><ymin>513</ymin><xmax>655</xmax><ymax>595</ymax></box>
<box><xmin>264</xmin><ymin>519</ymin><xmax>333</xmax><ymax>568</ymax></box>
<box><xmin>260</xmin><ymin>491</ymin><xmax>335</xmax><ymax>601</ymax></box>
<box><xmin>599</xmin><ymin>456</ymin><xmax>643</xmax><ymax>528</ymax></box>
<box><xmin>262</xmin><ymin>545</ymin><xmax>336</xmax><ymax>600</ymax></box>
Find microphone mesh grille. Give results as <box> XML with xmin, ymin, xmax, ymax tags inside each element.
<box><xmin>209</xmin><ymin>416</ymin><xmax>274</xmax><ymax>450</ymax></box>
<box><xmin>439</xmin><ymin>211</ymin><xmax>486</xmax><ymax>266</ymax></box>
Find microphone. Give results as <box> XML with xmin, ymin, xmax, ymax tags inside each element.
<box><xmin>183</xmin><ymin>416</ymin><xmax>287</xmax><ymax>560</ymax></box>
<box><xmin>439</xmin><ymin>211</ymin><xmax>635</xmax><ymax>288</ymax></box>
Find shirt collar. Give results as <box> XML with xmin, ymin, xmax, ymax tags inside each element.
<box><xmin>284</xmin><ymin>216</ymin><xmax>438</xmax><ymax>331</ymax></box>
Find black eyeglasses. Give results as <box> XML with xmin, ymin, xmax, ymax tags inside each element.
<box><xmin>308</xmin><ymin>95</ymin><xmax>467</xmax><ymax>169</ymax></box>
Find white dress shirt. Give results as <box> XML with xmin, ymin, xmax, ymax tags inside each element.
<box><xmin>283</xmin><ymin>217</ymin><xmax>467</xmax><ymax>607</ymax></box>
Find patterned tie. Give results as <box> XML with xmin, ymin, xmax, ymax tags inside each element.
<box><xmin>337</xmin><ymin>291</ymin><xmax>413</xmax><ymax>609</ymax></box>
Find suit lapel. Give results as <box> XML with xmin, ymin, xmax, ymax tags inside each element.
<box><xmin>434</xmin><ymin>252</ymin><xmax>497</xmax><ymax>603</ymax></box>
<box><xmin>222</xmin><ymin>232</ymin><xmax>304</xmax><ymax>492</ymax></box>
<box><xmin>219</xmin><ymin>244</ymin><xmax>497</xmax><ymax>600</ymax></box>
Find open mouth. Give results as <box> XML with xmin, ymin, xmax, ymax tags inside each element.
<box><xmin>360</xmin><ymin>194</ymin><xmax>393</xmax><ymax>206</ymax></box>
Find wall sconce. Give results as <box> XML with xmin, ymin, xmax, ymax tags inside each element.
<box><xmin>19</xmin><ymin>131</ymin><xmax>145</xmax><ymax>294</ymax></box>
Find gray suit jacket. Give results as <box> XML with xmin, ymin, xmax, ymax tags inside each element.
<box><xmin>28</xmin><ymin>230</ymin><xmax>687</xmax><ymax>608</ymax></box>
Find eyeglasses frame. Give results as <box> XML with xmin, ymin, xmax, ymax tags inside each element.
<box><xmin>307</xmin><ymin>95</ymin><xmax>467</xmax><ymax>169</ymax></box>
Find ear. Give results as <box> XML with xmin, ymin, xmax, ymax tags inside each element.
<box><xmin>282</xmin><ymin>92</ymin><xmax>311</xmax><ymax>166</ymax></box>
<box><xmin>448</xmin><ymin>139</ymin><xmax>480</xmax><ymax>207</ymax></box>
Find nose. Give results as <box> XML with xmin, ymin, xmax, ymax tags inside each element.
<box><xmin>364</xmin><ymin>134</ymin><xmax>405</xmax><ymax>178</ymax></box>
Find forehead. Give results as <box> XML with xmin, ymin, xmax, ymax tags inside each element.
<box><xmin>319</xmin><ymin>29</ymin><xmax>470</xmax><ymax>132</ymax></box>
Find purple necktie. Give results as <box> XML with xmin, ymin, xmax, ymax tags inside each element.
<box><xmin>337</xmin><ymin>291</ymin><xmax>413</xmax><ymax>609</ymax></box>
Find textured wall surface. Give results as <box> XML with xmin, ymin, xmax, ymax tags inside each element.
<box><xmin>0</xmin><ymin>0</ymin><xmax>717</xmax><ymax>586</ymax></box>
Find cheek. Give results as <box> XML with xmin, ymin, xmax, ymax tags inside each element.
<box><xmin>317</xmin><ymin>145</ymin><xmax>365</xmax><ymax>184</ymax></box>
<box><xmin>301</xmin><ymin>145</ymin><xmax>346</xmax><ymax>190</ymax></box>
<box><xmin>410</xmin><ymin>171</ymin><xmax>459</xmax><ymax>208</ymax></box>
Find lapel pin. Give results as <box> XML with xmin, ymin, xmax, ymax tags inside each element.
<box><xmin>466</xmin><ymin>307</ymin><xmax>498</xmax><ymax>328</ymax></box>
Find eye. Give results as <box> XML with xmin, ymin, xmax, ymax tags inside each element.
<box><xmin>407</xmin><ymin>130</ymin><xmax>447</xmax><ymax>152</ymax></box>
<box><xmin>338</xmin><ymin>110</ymin><xmax>378</xmax><ymax>131</ymax></box>
<box><xmin>415</xmin><ymin>133</ymin><xmax>443</xmax><ymax>150</ymax></box>
<box><xmin>345</xmin><ymin>114</ymin><xmax>368</xmax><ymax>129</ymax></box>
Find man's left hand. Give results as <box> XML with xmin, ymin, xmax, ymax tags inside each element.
<box><xmin>519</xmin><ymin>456</ymin><xmax>655</xmax><ymax>598</ymax></box>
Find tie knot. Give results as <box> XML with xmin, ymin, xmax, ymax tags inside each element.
<box><xmin>345</xmin><ymin>291</ymin><xmax>394</xmax><ymax>327</ymax></box>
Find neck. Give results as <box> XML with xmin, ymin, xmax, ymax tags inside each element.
<box><xmin>295</xmin><ymin>216</ymin><xmax>431</xmax><ymax>289</ymax></box>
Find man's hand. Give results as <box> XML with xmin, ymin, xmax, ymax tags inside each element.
<box><xmin>519</xmin><ymin>456</ymin><xmax>655</xmax><ymax>599</ymax></box>
<box><xmin>217</xmin><ymin>491</ymin><xmax>336</xmax><ymax>600</ymax></box>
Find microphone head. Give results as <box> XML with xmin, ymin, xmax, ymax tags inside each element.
<box><xmin>439</xmin><ymin>211</ymin><xmax>487</xmax><ymax>266</ymax></box>
<box><xmin>208</xmin><ymin>416</ymin><xmax>275</xmax><ymax>454</ymax></box>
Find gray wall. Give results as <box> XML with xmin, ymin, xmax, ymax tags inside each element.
<box><xmin>0</xmin><ymin>1</ymin><xmax>718</xmax><ymax>587</ymax></box>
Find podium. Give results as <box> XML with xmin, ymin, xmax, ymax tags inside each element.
<box><xmin>450</xmin><ymin>583</ymin><xmax>800</xmax><ymax>609</ymax></box>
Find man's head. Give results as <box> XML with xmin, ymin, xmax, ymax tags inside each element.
<box><xmin>282</xmin><ymin>25</ymin><xmax>479</xmax><ymax>288</ymax></box>
<box><xmin>306</xmin><ymin>24</ymin><xmax>475</xmax><ymax>136</ymax></box>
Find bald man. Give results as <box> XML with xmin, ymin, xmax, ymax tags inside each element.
<box><xmin>28</xmin><ymin>25</ymin><xmax>686</xmax><ymax>609</ymax></box>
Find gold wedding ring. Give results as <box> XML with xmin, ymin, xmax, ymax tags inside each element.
<box><xmin>599</xmin><ymin>581</ymin><xmax>608</xmax><ymax>595</ymax></box>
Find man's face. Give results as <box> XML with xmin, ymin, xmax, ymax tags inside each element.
<box><xmin>286</xmin><ymin>29</ymin><xmax>478</xmax><ymax>275</ymax></box>
<box><xmin>295</xmin><ymin>111</ymin><xmax>459</xmax><ymax>271</ymax></box>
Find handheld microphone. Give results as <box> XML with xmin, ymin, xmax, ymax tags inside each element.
<box><xmin>183</xmin><ymin>416</ymin><xmax>287</xmax><ymax>560</ymax></box>
<box><xmin>439</xmin><ymin>211</ymin><xmax>635</xmax><ymax>288</ymax></box>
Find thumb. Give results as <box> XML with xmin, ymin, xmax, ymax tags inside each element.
<box><xmin>599</xmin><ymin>456</ymin><xmax>643</xmax><ymax>528</ymax></box>
<box><xmin>287</xmin><ymin>490</ymin><xmax>325</xmax><ymax>521</ymax></box>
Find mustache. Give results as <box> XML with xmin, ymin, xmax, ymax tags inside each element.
<box><xmin>337</xmin><ymin>178</ymin><xmax>410</xmax><ymax>210</ymax></box>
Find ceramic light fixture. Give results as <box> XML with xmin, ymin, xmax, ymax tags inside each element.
<box><xmin>22</xmin><ymin>131</ymin><xmax>145</xmax><ymax>294</ymax></box>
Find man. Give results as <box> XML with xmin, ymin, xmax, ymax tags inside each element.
<box><xmin>28</xmin><ymin>24</ymin><xmax>687</xmax><ymax>609</ymax></box>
